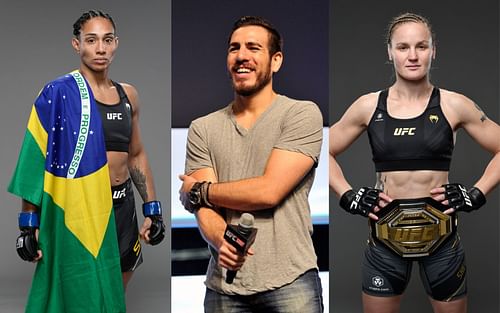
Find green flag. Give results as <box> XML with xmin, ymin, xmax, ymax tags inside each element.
<box><xmin>9</xmin><ymin>72</ymin><xmax>126</xmax><ymax>312</ymax></box>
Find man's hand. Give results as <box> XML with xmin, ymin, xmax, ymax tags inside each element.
<box><xmin>217</xmin><ymin>240</ymin><xmax>254</xmax><ymax>271</ymax></box>
<box><xmin>179</xmin><ymin>174</ymin><xmax>198</xmax><ymax>210</ymax></box>
<box><xmin>179</xmin><ymin>174</ymin><xmax>198</xmax><ymax>192</ymax></box>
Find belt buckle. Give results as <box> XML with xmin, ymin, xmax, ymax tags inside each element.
<box><xmin>371</xmin><ymin>197</ymin><xmax>456</xmax><ymax>258</ymax></box>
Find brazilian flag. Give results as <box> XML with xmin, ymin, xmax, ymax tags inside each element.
<box><xmin>9</xmin><ymin>71</ymin><xmax>126</xmax><ymax>312</ymax></box>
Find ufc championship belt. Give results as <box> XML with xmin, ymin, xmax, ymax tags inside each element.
<box><xmin>370</xmin><ymin>197</ymin><xmax>457</xmax><ymax>258</ymax></box>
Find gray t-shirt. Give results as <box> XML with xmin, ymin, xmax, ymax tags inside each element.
<box><xmin>185</xmin><ymin>95</ymin><xmax>323</xmax><ymax>295</ymax></box>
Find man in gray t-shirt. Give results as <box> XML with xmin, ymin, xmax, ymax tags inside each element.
<box><xmin>179</xmin><ymin>16</ymin><xmax>324</xmax><ymax>313</ymax></box>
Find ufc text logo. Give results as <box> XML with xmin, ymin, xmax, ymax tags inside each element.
<box><xmin>458</xmin><ymin>184</ymin><xmax>472</xmax><ymax>207</ymax></box>
<box><xmin>112</xmin><ymin>188</ymin><xmax>126</xmax><ymax>199</ymax></box>
<box><xmin>393</xmin><ymin>127</ymin><xmax>416</xmax><ymax>136</ymax></box>
<box><xmin>225</xmin><ymin>229</ymin><xmax>244</xmax><ymax>248</ymax></box>
<box><xmin>107</xmin><ymin>112</ymin><xmax>123</xmax><ymax>120</ymax></box>
<box><xmin>350</xmin><ymin>188</ymin><xmax>365</xmax><ymax>210</ymax></box>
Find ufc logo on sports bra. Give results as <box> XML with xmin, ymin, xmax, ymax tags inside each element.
<box><xmin>107</xmin><ymin>112</ymin><xmax>123</xmax><ymax>120</ymax></box>
<box><xmin>112</xmin><ymin>188</ymin><xmax>126</xmax><ymax>200</ymax></box>
<box><xmin>393</xmin><ymin>127</ymin><xmax>416</xmax><ymax>136</ymax></box>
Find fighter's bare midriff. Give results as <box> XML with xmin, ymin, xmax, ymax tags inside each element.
<box><xmin>107</xmin><ymin>151</ymin><xmax>129</xmax><ymax>186</ymax></box>
<box><xmin>375</xmin><ymin>170</ymin><xmax>449</xmax><ymax>199</ymax></box>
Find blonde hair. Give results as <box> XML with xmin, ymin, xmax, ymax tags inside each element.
<box><xmin>386</xmin><ymin>13</ymin><xmax>435</xmax><ymax>46</ymax></box>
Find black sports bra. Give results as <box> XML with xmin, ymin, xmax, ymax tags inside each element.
<box><xmin>96</xmin><ymin>81</ymin><xmax>132</xmax><ymax>152</ymax></box>
<box><xmin>367</xmin><ymin>87</ymin><xmax>454</xmax><ymax>172</ymax></box>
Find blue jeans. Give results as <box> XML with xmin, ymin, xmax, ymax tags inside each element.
<box><xmin>204</xmin><ymin>269</ymin><xmax>324</xmax><ymax>313</ymax></box>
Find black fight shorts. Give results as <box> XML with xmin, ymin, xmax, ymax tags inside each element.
<box><xmin>362</xmin><ymin>233</ymin><xmax>467</xmax><ymax>301</ymax></box>
<box><xmin>112</xmin><ymin>178</ymin><xmax>143</xmax><ymax>272</ymax></box>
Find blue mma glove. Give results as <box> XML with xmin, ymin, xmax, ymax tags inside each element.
<box><xmin>16</xmin><ymin>212</ymin><xmax>39</xmax><ymax>261</ymax></box>
<box><xmin>143</xmin><ymin>201</ymin><xmax>165</xmax><ymax>245</ymax></box>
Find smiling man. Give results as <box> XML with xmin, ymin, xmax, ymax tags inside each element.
<box><xmin>179</xmin><ymin>16</ymin><xmax>324</xmax><ymax>313</ymax></box>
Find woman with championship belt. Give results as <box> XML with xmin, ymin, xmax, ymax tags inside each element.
<box><xmin>329</xmin><ymin>13</ymin><xmax>500</xmax><ymax>313</ymax></box>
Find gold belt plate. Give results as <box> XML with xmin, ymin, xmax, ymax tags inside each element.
<box><xmin>371</xmin><ymin>197</ymin><xmax>456</xmax><ymax>258</ymax></box>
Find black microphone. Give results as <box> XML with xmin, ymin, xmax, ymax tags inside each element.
<box><xmin>223</xmin><ymin>213</ymin><xmax>258</xmax><ymax>284</ymax></box>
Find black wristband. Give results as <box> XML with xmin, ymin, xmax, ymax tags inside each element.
<box><xmin>185</xmin><ymin>181</ymin><xmax>214</xmax><ymax>213</ymax></box>
<box><xmin>201</xmin><ymin>182</ymin><xmax>213</xmax><ymax>209</ymax></box>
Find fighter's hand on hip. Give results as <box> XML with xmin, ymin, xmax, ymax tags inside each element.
<box><xmin>339</xmin><ymin>187</ymin><xmax>390</xmax><ymax>220</ymax></box>
<box><xmin>431</xmin><ymin>183</ymin><xmax>486</xmax><ymax>214</ymax></box>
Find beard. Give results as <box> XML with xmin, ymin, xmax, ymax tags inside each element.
<box><xmin>231</xmin><ymin>65</ymin><xmax>272</xmax><ymax>97</ymax></box>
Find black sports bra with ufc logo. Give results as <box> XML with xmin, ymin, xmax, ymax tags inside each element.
<box><xmin>96</xmin><ymin>81</ymin><xmax>133</xmax><ymax>152</ymax></box>
<box><xmin>367</xmin><ymin>87</ymin><xmax>454</xmax><ymax>172</ymax></box>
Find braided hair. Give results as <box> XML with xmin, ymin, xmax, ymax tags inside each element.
<box><xmin>73</xmin><ymin>10</ymin><xmax>116</xmax><ymax>38</ymax></box>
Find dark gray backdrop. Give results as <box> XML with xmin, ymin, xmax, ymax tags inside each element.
<box><xmin>172</xmin><ymin>0</ymin><xmax>329</xmax><ymax>127</ymax></box>
<box><xmin>0</xmin><ymin>2</ymin><xmax>171</xmax><ymax>312</ymax></box>
<box><xmin>330</xmin><ymin>1</ymin><xmax>499</xmax><ymax>312</ymax></box>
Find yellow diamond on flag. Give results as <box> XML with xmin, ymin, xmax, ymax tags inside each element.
<box><xmin>44</xmin><ymin>165</ymin><xmax>113</xmax><ymax>258</ymax></box>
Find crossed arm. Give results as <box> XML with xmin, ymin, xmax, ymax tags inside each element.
<box><xmin>181</xmin><ymin>148</ymin><xmax>315</xmax><ymax>211</ymax></box>
<box><xmin>180</xmin><ymin>148</ymin><xmax>315</xmax><ymax>269</ymax></box>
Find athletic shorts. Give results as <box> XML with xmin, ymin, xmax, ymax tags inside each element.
<box><xmin>362</xmin><ymin>233</ymin><xmax>467</xmax><ymax>301</ymax></box>
<box><xmin>112</xmin><ymin>178</ymin><xmax>143</xmax><ymax>272</ymax></box>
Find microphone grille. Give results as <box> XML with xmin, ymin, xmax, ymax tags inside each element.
<box><xmin>240</xmin><ymin>213</ymin><xmax>254</xmax><ymax>228</ymax></box>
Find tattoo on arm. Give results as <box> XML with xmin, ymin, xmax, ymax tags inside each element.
<box><xmin>130</xmin><ymin>166</ymin><xmax>148</xmax><ymax>200</ymax></box>
<box><xmin>473</xmin><ymin>103</ymin><xmax>487</xmax><ymax>122</ymax></box>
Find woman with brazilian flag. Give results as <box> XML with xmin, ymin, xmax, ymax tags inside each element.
<box><xmin>8</xmin><ymin>10</ymin><xmax>165</xmax><ymax>312</ymax></box>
